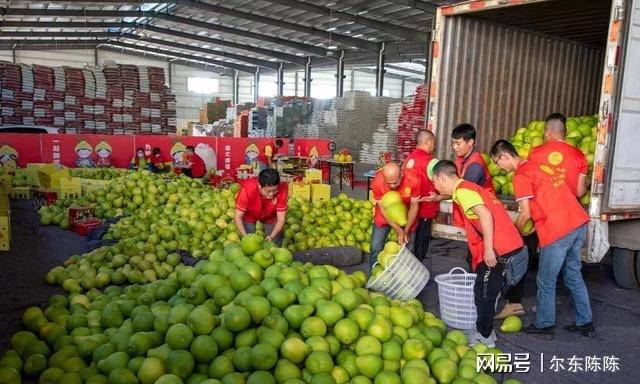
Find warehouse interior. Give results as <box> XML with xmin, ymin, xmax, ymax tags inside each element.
<box><xmin>0</xmin><ymin>0</ymin><xmax>443</xmax><ymax>131</ymax></box>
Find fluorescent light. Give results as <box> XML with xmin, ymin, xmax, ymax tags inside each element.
<box><xmin>327</xmin><ymin>27</ymin><xmax>337</xmax><ymax>31</ymax></box>
<box><xmin>327</xmin><ymin>45</ymin><xmax>338</xmax><ymax>50</ymax></box>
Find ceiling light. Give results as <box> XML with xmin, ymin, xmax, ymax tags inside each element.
<box><xmin>327</xmin><ymin>45</ymin><xmax>338</xmax><ymax>50</ymax></box>
<box><xmin>327</xmin><ymin>27</ymin><xmax>336</xmax><ymax>31</ymax></box>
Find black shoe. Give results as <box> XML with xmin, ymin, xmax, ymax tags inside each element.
<box><xmin>563</xmin><ymin>323</ymin><xmax>596</xmax><ymax>338</ymax></box>
<box><xmin>523</xmin><ymin>325</ymin><xmax>555</xmax><ymax>335</ymax></box>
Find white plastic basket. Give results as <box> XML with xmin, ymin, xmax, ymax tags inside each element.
<box><xmin>434</xmin><ymin>267</ymin><xmax>477</xmax><ymax>329</ymax></box>
<box><xmin>366</xmin><ymin>245</ymin><xmax>430</xmax><ymax>301</ymax></box>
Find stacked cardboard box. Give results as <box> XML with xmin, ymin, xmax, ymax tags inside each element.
<box><xmin>295</xmin><ymin>91</ymin><xmax>399</xmax><ymax>159</ymax></box>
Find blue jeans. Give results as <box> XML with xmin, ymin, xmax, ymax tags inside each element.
<box><xmin>244</xmin><ymin>221</ymin><xmax>283</xmax><ymax>246</ymax></box>
<box><xmin>535</xmin><ymin>225</ymin><xmax>592</xmax><ymax>328</ymax></box>
<box><xmin>369</xmin><ymin>224</ymin><xmax>391</xmax><ymax>271</ymax></box>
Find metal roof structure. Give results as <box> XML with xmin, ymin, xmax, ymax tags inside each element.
<box><xmin>0</xmin><ymin>0</ymin><xmax>449</xmax><ymax>75</ymax></box>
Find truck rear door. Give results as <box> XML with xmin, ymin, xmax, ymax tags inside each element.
<box><xmin>604</xmin><ymin>0</ymin><xmax>640</xmax><ymax>213</ymax></box>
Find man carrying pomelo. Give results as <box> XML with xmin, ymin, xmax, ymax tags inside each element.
<box><xmin>431</xmin><ymin>160</ymin><xmax>526</xmax><ymax>347</ymax></box>
<box><xmin>402</xmin><ymin>130</ymin><xmax>439</xmax><ymax>267</ymax></box>
<box><xmin>369</xmin><ymin>162</ymin><xmax>420</xmax><ymax>271</ymax></box>
<box><xmin>234</xmin><ymin>169</ymin><xmax>288</xmax><ymax>245</ymax></box>
<box><xmin>490</xmin><ymin>140</ymin><xmax>594</xmax><ymax>338</ymax></box>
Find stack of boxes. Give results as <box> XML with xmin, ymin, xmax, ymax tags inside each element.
<box><xmin>0</xmin><ymin>62</ymin><xmax>177</xmax><ymax>135</ymax></box>
<box><xmin>396</xmin><ymin>84</ymin><xmax>427</xmax><ymax>161</ymax></box>
<box><xmin>295</xmin><ymin>91</ymin><xmax>399</xmax><ymax>160</ymax></box>
<box><xmin>288</xmin><ymin>168</ymin><xmax>331</xmax><ymax>202</ymax></box>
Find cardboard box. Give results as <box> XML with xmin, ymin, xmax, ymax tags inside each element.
<box><xmin>291</xmin><ymin>184</ymin><xmax>311</xmax><ymax>200</ymax></box>
<box><xmin>311</xmin><ymin>184</ymin><xmax>331</xmax><ymax>202</ymax></box>
<box><xmin>305</xmin><ymin>169</ymin><xmax>323</xmax><ymax>184</ymax></box>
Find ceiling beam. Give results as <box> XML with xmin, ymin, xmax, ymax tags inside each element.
<box><xmin>98</xmin><ymin>45</ymin><xmax>230</xmax><ymax>75</ymax></box>
<box><xmin>382</xmin><ymin>0</ymin><xmax>437</xmax><ymax>14</ymax></box>
<box><xmin>354</xmin><ymin>68</ymin><xmax>422</xmax><ymax>82</ymax></box>
<box><xmin>0</xmin><ymin>30</ymin><xmax>280</xmax><ymax>69</ymax></box>
<box><xmin>0</xmin><ymin>21</ymin><xmax>307</xmax><ymax>65</ymax></box>
<box><xmin>385</xmin><ymin>64</ymin><xmax>425</xmax><ymax>77</ymax></box>
<box><xmin>2</xmin><ymin>8</ymin><xmax>332</xmax><ymax>57</ymax></box>
<box><xmin>0</xmin><ymin>40</ymin><xmax>104</xmax><ymax>49</ymax></box>
<box><xmin>103</xmin><ymin>41</ymin><xmax>257</xmax><ymax>73</ymax></box>
<box><xmin>120</xmin><ymin>34</ymin><xmax>280</xmax><ymax>69</ymax></box>
<box><xmin>260</xmin><ymin>0</ymin><xmax>429</xmax><ymax>43</ymax></box>
<box><xmin>170</xmin><ymin>0</ymin><xmax>379</xmax><ymax>51</ymax></box>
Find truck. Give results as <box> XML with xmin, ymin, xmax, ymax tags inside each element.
<box><xmin>427</xmin><ymin>0</ymin><xmax>640</xmax><ymax>289</ymax></box>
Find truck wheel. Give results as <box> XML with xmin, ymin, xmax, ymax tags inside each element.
<box><xmin>612</xmin><ymin>248</ymin><xmax>640</xmax><ymax>290</ymax></box>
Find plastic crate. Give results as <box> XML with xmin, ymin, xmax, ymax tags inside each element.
<box><xmin>56</xmin><ymin>185</ymin><xmax>82</xmax><ymax>200</ymax></box>
<box><xmin>37</xmin><ymin>164</ymin><xmax>69</xmax><ymax>188</ymax></box>
<box><xmin>74</xmin><ymin>218</ymin><xmax>102</xmax><ymax>236</ymax></box>
<box><xmin>25</xmin><ymin>163</ymin><xmax>46</xmax><ymax>186</ymax></box>
<box><xmin>0</xmin><ymin>214</ymin><xmax>10</xmax><ymax>251</ymax></box>
<box><xmin>9</xmin><ymin>187</ymin><xmax>31</xmax><ymax>199</ymax></box>
<box><xmin>69</xmin><ymin>207</ymin><xmax>95</xmax><ymax>227</ymax></box>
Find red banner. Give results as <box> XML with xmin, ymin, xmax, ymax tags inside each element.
<box><xmin>0</xmin><ymin>134</ymin><xmax>324</xmax><ymax>175</ymax></box>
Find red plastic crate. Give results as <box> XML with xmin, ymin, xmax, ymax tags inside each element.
<box><xmin>73</xmin><ymin>218</ymin><xmax>102</xmax><ymax>236</ymax></box>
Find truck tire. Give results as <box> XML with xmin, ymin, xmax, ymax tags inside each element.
<box><xmin>612</xmin><ymin>247</ymin><xmax>640</xmax><ymax>290</ymax></box>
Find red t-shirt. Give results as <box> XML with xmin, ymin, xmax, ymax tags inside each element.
<box><xmin>528</xmin><ymin>140</ymin><xmax>588</xmax><ymax>196</ymax></box>
<box><xmin>453</xmin><ymin>150</ymin><xmax>495</xmax><ymax>228</ymax></box>
<box><xmin>188</xmin><ymin>152</ymin><xmax>207</xmax><ymax>178</ymax></box>
<box><xmin>372</xmin><ymin>169</ymin><xmax>421</xmax><ymax>229</ymax></box>
<box><xmin>513</xmin><ymin>160</ymin><xmax>589</xmax><ymax>247</ymax></box>
<box><xmin>235</xmin><ymin>178</ymin><xmax>288</xmax><ymax>224</ymax></box>
<box><xmin>403</xmin><ymin>149</ymin><xmax>439</xmax><ymax>219</ymax></box>
<box><xmin>453</xmin><ymin>180</ymin><xmax>524</xmax><ymax>271</ymax></box>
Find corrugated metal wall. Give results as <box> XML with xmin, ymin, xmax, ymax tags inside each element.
<box><xmin>434</xmin><ymin>15</ymin><xmax>603</xmax><ymax>158</ymax></box>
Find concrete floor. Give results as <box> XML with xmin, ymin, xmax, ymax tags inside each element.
<box><xmin>2</xmin><ymin>197</ymin><xmax>640</xmax><ymax>384</ymax></box>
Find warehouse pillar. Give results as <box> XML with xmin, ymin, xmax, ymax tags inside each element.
<box><xmin>276</xmin><ymin>63</ymin><xmax>285</xmax><ymax>97</ymax></box>
<box><xmin>375</xmin><ymin>42</ymin><xmax>386</xmax><ymax>97</ymax></box>
<box><xmin>254</xmin><ymin>68</ymin><xmax>260</xmax><ymax>103</ymax></box>
<box><xmin>400</xmin><ymin>78</ymin><xmax>405</xmax><ymax>98</ymax></box>
<box><xmin>167</xmin><ymin>61</ymin><xmax>173</xmax><ymax>87</ymax></box>
<box><xmin>12</xmin><ymin>48</ymin><xmax>16</xmax><ymax>64</ymax></box>
<box><xmin>336</xmin><ymin>50</ymin><xmax>345</xmax><ymax>98</ymax></box>
<box><xmin>233</xmin><ymin>70</ymin><xmax>240</xmax><ymax>105</ymax></box>
<box><xmin>303</xmin><ymin>57</ymin><xmax>312</xmax><ymax>98</ymax></box>
<box><xmin>94</xmin><ymin>49</ymin><xmax>99</xmax><ymax>66</ymax></box>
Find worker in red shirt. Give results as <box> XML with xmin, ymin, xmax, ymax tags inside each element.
<box><xmin>491</xmin><ymin>140</ymin><xmax>594</xmax><ymax>338</ymax></box>
<box><xmin>402</xmin><ymin>130</ymin><xmax>439</xmax><ymax>266</ymax></box>
<box><xmin>451</xmin><ymin>124</ymin><xmax>494</xmax><ymax>226</ymax></box>
<box><xmin>431</xmin><ymin>160</ymin><xmax>526</xmax><ymax>347</ymax></box>
<box><xmin>528</xmin><ymin>112</ymin><xmax>589</xmax><ymax>197</ymax></box>
<box><xmin>182</xmin><ymin>146</ymin><xmax>207</xmax><ymax>179</ymax></box>
<box><xmin>149</xmin><ymin>147</ymin><xmax>167</xmax><ymax>173</ymax></box>
<box><xmin>234</xmin><ymin>169</ymin><xmax>288</xmax><ymax>246</ymax></box>
<box><xmin>257</xmin><ymin>139</ymin><xmax>284</xmax><ymax>170</ymax></box>
<box><xmin>369</xmin><ymin>162</ymin><xmax>420</xmax><ymax>271</ymax></box>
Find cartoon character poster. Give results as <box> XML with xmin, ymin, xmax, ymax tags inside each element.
<box><xmin>245</xmin><ymin>143</ymin><xmax>259</xmax><ymax>168</ymax></box>
<box><xmin>0</xmin><ymin>145</ymin><xmax>18</xmax><ymax>174</ymax></box>
<box><xmin>308</xmin><ymin>146</ymin><xmax>319</xmax><ymax>168</ymax></box>
<box><xmin>170</xmin><ymin>142</ymin><xmax>187</xmax><ymax>166</ymax></box>
<box><xmin>95</xmin><ymin>141</ymin><xmax>112</xmax><ymax>168</ymax></box>
<box><xmin>75</xmin><ymin>140</ymin><xmax>95</xmax><ymax>168</ymax></box>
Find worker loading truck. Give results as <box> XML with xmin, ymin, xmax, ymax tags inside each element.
<box><xmin>427</xmin><ymin>0</ymin><xmax>640</xmax><ymax>289</ymax></box>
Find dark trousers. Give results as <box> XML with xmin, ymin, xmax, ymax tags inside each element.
<box><xmin>414</xmin><ymin>218</ymin><xmax>433</xmax><ymax>268</ymax></box>
<box><xmin>474</xmin><ymin>261</ymin><xmax>505</xmax><ymax>338</ymax></box>
<box><xmin>505</xmin><ymin>232</ymin><xmax>539</xmax><ymax>304</ymax></box>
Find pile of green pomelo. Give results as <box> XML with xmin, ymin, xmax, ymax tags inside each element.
<box><xmin>0</xmin><ymin>168</ymin><xmax>527</xmax><ymax>384</ymax></box>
